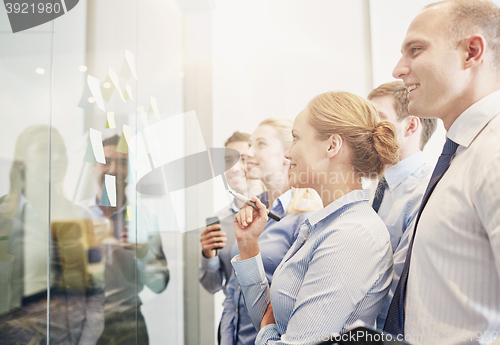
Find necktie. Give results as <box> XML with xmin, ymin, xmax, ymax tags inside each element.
<box><xmin>372</xmin><ymin>177</ymin><xmax>388</xmax><ymax>213</ymax></box>
<box><xmin>384</xmin><ymin>138</ymin><xmax>459</xmax><ymax>336</ymax></box>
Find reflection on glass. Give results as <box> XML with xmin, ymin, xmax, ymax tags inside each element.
<box><xmin>79</xmin><ymin>134</ymin><xmax>169</xmax><ymax>345</ymax></box>
<box><xmin>0</xmin><ymin>125</ymin><xmax>104</xmax><ymax>344</ymax></box>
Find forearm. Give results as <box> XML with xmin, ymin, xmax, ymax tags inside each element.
<box><xmin>199</xmin><ymin>256</ymin><xmax>225</xmax><ymax>294</ymax></box>
<box><xmin>232</xmin><ymin>253</ymin><xmax>270</xmax><ymax>330</ymax></box>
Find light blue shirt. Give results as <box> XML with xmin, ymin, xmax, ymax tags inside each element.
<box><xmin>371</xmin><ymin>151</ymin><xmax>431</xmax><ymax>252</ymax></box>
<box><xmin>199</xmin><ymin>200</ymin><xmax>240</xmax><ymax>296</ymax></box>
<box><xmin>232</xmin><ymin>189</ymin><xmax>393</xmax><ymax>345</ymax></box>
<box><xmin>220</xmin><ymin>189</ymin><xmax>316</xmax><ymax>345</ymax></box>
<box><xmin>369</xmin><ymin>152</ymin><xmax>432</xmax><ymax>329</ymax></box>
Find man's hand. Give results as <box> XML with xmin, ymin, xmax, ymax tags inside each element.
<box><xmin>261</xmin><ymin>303</ymin><xmax>275</xmax><ymax>329</ymax></box>
<box><xmin>199</xmin><ymin>224</ymin><xmax>227</xmax><ymax>258</ymax></box>
<box><xmin>233</xmin><ymin>197</ymin><xmax>268</xmax><ymax>260</ymax></box>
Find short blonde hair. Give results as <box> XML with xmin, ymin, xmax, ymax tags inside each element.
<box><xmin>308</xmin><ymin>91</ymin><xmax>399</xmax><ymax>178</ymax></box>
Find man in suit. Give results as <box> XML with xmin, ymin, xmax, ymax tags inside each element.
<box><xmin>367</xmin><ymin>81</ymin><xmax>437</xmax><ymax>329</ymax></box>
<box><xmin>384</xmin><ymin>1</ymin><xmax>500</xmax><ymax>343</ymax></box>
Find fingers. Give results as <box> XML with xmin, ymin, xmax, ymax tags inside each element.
<box><xmin>200</xmin><ymin>229</ymin><xmax>227</xmax><ymax>249</ymax></box>
<box><xmin>234</xmin><ymin>205</ymin><xmax>259</xmax><ymax>228</ymax></box>
<box><xmin>252</xmin><ymin>197</ymin><xmax>268</xmax><ymax>219</ymax></box>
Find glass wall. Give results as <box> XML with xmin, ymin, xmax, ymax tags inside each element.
<box><xmin>0</xmin><ymin>1</ymin><xmax>213</xmax><ymax>344</ymax></box>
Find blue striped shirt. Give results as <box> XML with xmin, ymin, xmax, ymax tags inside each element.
<box><xmin>232</xmin><ymin>189</ymin><xmax>393</xmax><ymax>345</ymax></box>
<box><xmin>220</xmin><ymin>189</ymin><xmax>316</xmax><ymax>345</ymax></box>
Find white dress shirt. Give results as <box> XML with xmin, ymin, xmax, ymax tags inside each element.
<box><xmin>405</xmin><ymin>90</ymin><xmax>500</xmax><ymax>345</ymax></box>
<box><xmin>232</xmin><ymin>189</ymin><xmax>393</xmax><ymax>345</ymax></box>
<box><xmin>370</xmin><ymin>152</ymin><xmax>432</xmax><ymax>329</ymax></box>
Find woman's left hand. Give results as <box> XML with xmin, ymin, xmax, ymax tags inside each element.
<box><xmin>261</xmin><ymin>303</ymin><xmax>275</xmax><ymax>329</ymax></box>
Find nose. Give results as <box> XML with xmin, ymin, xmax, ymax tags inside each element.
<box><xmin>107</xmin><ymin>159</ymin><xmax>117</xmax><ymax>175</ymax></box>
<box><xmin>284</xmin><ymin>146</ymin><xmax>291</xmax><ymax>161</ymax></box>
<box><xmin>392</xmin><ymin>56</ymin><xmax>409</xmax><ymax>80</ymax></box>
<box><xmin>246</xmin><ymin>145</ymin><xmax>254</xmax><ymax>157</ymax></box>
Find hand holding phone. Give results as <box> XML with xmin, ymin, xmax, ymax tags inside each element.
<box><xmin>200</xmin><ymin>217</ymin><xmax>227</xmax><ymax>258</ymax></box>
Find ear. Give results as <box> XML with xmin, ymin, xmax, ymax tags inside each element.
<box><xmin>463</xmin><ymin>34</ymin><xmax>486</xmax><ymax>69</ymax></box>
<box><xmin>404</xmin><ymin>116</ymin><xmax>420</xmax><ymax>137</ymax></box>
<box><xmin>326</xmin><ymin>134</ymin><xmax>342</xmax><ymax>158</ymax></box>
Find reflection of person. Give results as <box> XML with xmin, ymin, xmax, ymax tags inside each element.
<box><xmin>199</xmin><ymin>131</ymin><xmax>261</xmax><ymax>297</ymax></box>
<box><xmin>232</xmin><ymin>92</ymin><xmax>399</xmax><ymax>344</ymax></box>
<box><xmin>367</xmin><ymin>81</ymin><xmax>437</xmax><ymax>329</ymax></box>
<box><xmin>0</xmin><ymin>124</ymin><xmax>104</xmax><ymax>344</ymax></box>
<box><xmin>384</xmin><ymin>1</ymin><xmax>500</xmax><ymax>342</ymax></box>
<box><xmin>220</xmin><ymin>119</ymin><xmax>323</xmax><ymax>345</ymax></box>
<box><xmin>80</xmin><ymin>134</ymin><xmax>169</xmax><ymax>345</ymax></box>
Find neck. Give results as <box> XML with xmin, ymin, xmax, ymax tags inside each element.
<box><xmin>264</xmin><ymin>174</ymin><xmax>290</xmax><ymax>209</ymax></box>
<box><xmin>246</xmin><ymin>178</ymin><xmax>265</xmax><ymax>198</ymax></box>
<box><xmin>319</xmin><ymin>171</ymin><xmax>361</xmax><ymax>207</ymax></box>
<box><xmin>399</xmin><ymin>145</ymin><xmax>420</xmax><ymax>161</ymax></box>
<box><xmin>442</xmin><ymin>81</ymin><xmax>500</xmax><ymax>131</ymax></box>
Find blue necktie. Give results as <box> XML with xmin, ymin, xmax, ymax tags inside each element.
<box><xmin>384</xmin><ymin>138</ymin><xmax>459</xmax><ymax>337</ymax></box>
<box><xmin>372</xmin><ymin>177</ymin><xmax>388</xmax><ymax>213</ymax></box>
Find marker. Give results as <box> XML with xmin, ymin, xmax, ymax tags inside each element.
<box><xmin>228</xmin><ymin>190</ymin><xmax>281</xmax><ymax>222</ymax></box>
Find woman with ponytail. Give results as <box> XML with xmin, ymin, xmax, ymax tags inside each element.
<box><xmin>232</xmin><ymin>92</ymin><xmax>399</xmax><ymax>344</ymax></box>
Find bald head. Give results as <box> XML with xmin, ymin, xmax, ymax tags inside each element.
<box><xmin>425</xmin><ymin>0</ymin><xmax>500</xmax><ymax>70</ymax></box>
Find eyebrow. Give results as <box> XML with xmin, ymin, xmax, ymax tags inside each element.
<box><xmin>401</xmin><ymin>40</ymin><xmax>425</xmax><ymax>53</ymax></box>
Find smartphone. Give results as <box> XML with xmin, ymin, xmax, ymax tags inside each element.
<box><xmin>206</xmin><ymin>216</ymin><xmax>223</xmax><ymax>250</ymax></box>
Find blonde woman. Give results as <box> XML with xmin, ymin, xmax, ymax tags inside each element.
<box><xmin>233</xmin><ymin>92</ymin><xmax>399</xmax><ymax>344</ymax></box>
<box><xmin>220</xmin><ymin>118</ymin><xmax>322</xmax><ymax>345</ymax></box>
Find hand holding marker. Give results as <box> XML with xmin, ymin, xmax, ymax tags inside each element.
<box><xmin>228</xmin><ymin>190</ymin><xmax>281</xmax><ymax>222</ymax></box>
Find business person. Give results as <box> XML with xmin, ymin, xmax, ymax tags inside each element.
<box><xmin>367</xmin><ymin>81</ymin><xmax>437</xmax><ymax>329</ymax></box>
<box><xmin>232</xmin><ymin>91</ymin><xmax>399</xmax><ymax>344</ymax></box>
<box><xmin>199</xmin><ymin>131</ymin><xmax>263</xmax><ymax>296</ymax></box>
<box><xmin>384</xmin><ymin>1</ymin><xmax>500</xmax><ymax>343</ymax></box>
<box><xmin>220</xmin><ymin>118</ymin><xmax>323</xmax><ymax>345</ymax></box>
<box><xmin>80</xmin><ymin>134</ymin><xmax>169</xmax><ymax>345</ymax></box>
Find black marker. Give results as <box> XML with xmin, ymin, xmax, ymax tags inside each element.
<box><xmin>228</xmin><ymin>190</ymin><xmax>281</xmax><ymax>222</ymax></box>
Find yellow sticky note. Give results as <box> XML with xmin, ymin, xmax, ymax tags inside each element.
<box><xmin>125</xmin><ymin>205</ymin><xmax>134</xmax><ymax>221</ymax></box>
<box><xmin>116</xmin><ymin>133</ymin><xmax>128</xmax><ymax>153</ymax></box>
<box><xmin>124</xmin><ymin>84</ymin><xmax>134</xmax><ymax>101</ymax></box>
<box><xmin>106</xmin><ymin>112</ymin><xmax>116</xmax><ymax>129</ymax></box>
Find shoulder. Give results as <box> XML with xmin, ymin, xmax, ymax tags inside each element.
<box><xmin>315</xmin><ymin>201</ymin><xmax>390</xmax><ymax>250</ymax></box>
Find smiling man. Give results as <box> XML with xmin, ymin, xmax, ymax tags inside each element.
<box><xmin>384</xmin><ymin>1</ymin><xmax>500</xmax><ymax>343</ymax></box>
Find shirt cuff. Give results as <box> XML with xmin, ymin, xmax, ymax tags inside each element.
<box><xmin>231</xmin><ymin>253</ymin><xmax>266</xmax><ymax>287</ymax></box>
<box><xmin>201</xmin><ymin>255</ymin><xmax>221</xmax><ymax>271</ymax></box>
<box><xmin>256</xmin><ymin>323</ymin><xmax>280</xmax><ymax>345</ymax></box>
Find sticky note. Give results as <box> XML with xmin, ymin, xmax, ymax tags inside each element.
<box><xmin>108</xmin><ymin>68</ymin><xmax>125</xmax><ymax>102</ymax></box>
<box><xmin>87</xmin><ymin>75</ymin><xmax>105</xmax><ymax>111</ymax></box>
<box><xmin>78</xmin><ymin>85</ymin><xmax>95</xmax><ymax>111</ymax></box>
<box><xmin>125</xmin><ymin>205</ymin><xmax>134</xmax><ymax>221</ymax></box>
<box><xmin>124</xmin><ymin>84</ymin><xmax>134</xmax><ymax>101</ymax></box>
<box><xmin>122</xmin><ymin>125</ymin><xmax>133</xmax><ymax>152</ymax></box>
<box><xmin>125</xmin><ymin>50</ymin><xmax>138</xmax><ymax>79</ymax></box>
<box><xmin>99</xmin><ymin>184</ymin><xmax>111</xmax><ymax>206</ymax></box>
<box><xmin>83</xmin><ymin>140</ymin><xmax>96</xmax><ymax>163</ymax></box>
<box><xmin>84</xmin><ymin>129</ymin><xmax>106</xmax><ymax>164</ymax></box>
<box><xmin>116</xmin><ymin>133</ymin><xmax>128</xmax><ymax>154</ymax></box>
<box><xmin>106</xmin><ymin>112</ymin><xmax>116</xmax><ymax>129</ymax></box>
<box><xmin>105</xmin><ymin>175</ymin><xmax>116</xmax><ymax>207</ymax></box>
<box><xmin>149</xmin><ymin>97</ymin><xmax>160</xmax><ymax>120</ymax></box>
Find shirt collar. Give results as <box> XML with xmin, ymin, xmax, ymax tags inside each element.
<box><xmin>230</xmin><ymin>199</ymin><xmax>239</xmax><ymax>213</ymax></box>
<box><xmin>306</xmin><ymin>189</ymin><xmax>369</xmax><ymax>228</ymax></box>
<box><xmin>448</xmin><ymin>89</ymin><xmax>500</xmax><ymax>148</ymax></box>
<box><xmin>270</xmin><ymin>189</ymin><xmax>293</xmax><ymax>217</ymax></box>
<box><xmin>384</xmin><ymin>151</ymin><xmax>425</xmax><ymax>191</ymax></box>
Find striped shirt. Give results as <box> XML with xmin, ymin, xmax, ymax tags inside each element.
<box><xmin>232</xmin><ymin>189</ymin><xmax>393</xmax><ymax>344</ymax></box>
